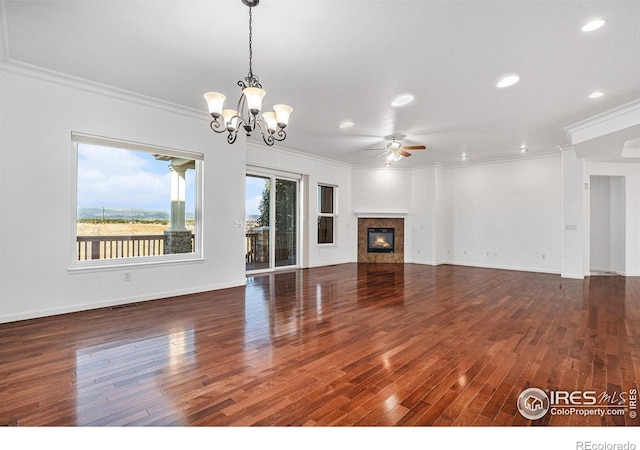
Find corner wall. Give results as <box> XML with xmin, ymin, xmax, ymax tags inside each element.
<box><xmin>352</xmin><ymin>155</ymin><xmax>563</xmax><ymax>274</ymax></box>
<box><xmin>444</xmin><ymin>155</ymin><xmax>563</xmax><ymax>274</ymax></box>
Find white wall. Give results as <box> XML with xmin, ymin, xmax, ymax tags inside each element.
<box><xmin>246</xmin><ymin>144</ymin><xmax>355</xmax><ymax>267</ymax></box>
<box><xmin>562</xmin><ymin>149</ymin><xmax>586</xmax><ymax>278</ymax></box>
<box><xmin>408</xmin><ymin>165</ymin><xmax>449</xmax><ymax>265</ymax></box>
<box><xmin>433</xmin><ymin>167</ymin><xmax>450</xmax><ymax>264</ymax></box>
<box><xmin>0</xmin><ymin>68</ymin><xmax>247</xmax><ymax>323</ymax></box>
<box><xmin>409</xmin><ymin>166</ymin><xmax>436</xmax><ymax>264</ymax></box>
<box><xmin>610</xmin><ymin>176</ymin><xmax>626</xmax><ymax>274</ymax></box>
<box><xmin>351</xmin><ymin>167</ymin><xmax>412</xmax><ymax>214</ymax></box>
<box><xmin>351</xmin><ymin>167</ymin><xmax>413</xmax><ymax>261</ymax></box>
<box><xmin>445</xmin><ymin>155</ymin><xmax>563</xmax><ymax>274</ymax></box>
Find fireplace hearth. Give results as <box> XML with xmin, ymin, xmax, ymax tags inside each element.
<box><xmin>367</xmin><ymin>228</ymin><xmax>394</xmax><ymax>253</ymax></box>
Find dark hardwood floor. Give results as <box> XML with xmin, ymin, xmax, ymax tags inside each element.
<box><xmin>1</xmin><ymin>263</ymin><xmax>638</xmax><ymax>426</ymax></box>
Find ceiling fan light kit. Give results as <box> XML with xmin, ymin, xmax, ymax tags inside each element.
<box><xmin>203</xmin><ymin>0</ymin><xmax>292</xmax><ymax>146</ymax></box>
<box><xmin>366</xmin><ymin>136</ymin><xmax>427</xmax><ymax>166</ymax></box>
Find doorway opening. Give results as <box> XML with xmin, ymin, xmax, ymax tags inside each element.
<box><xmin>589</xmin><ymin>175</ymin><xmax>625</xmax><ymax>276</ymax></box>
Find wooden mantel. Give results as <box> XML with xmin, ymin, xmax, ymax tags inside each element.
<box><xmin>354</xmin><ymin>212</ymin><xmax>408</xmax><ymax>218</ymax></box>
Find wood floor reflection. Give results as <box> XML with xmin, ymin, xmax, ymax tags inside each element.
<box><xmin>1</xmin><ymin>263</ymin><xmax>638</xmax><ymax>426</ymax></box>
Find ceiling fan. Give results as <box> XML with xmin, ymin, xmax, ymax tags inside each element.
<box><xmin>365</xmin><ymin>137</ymin><xmax>427</xmax><ymax>165</ymax></box>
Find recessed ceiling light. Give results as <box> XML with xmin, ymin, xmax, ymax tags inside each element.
<box><xmin>459</xmin><ymin>154</ymin><xmax>468</xmax><ymax>161</ymax></box>
<box><xmin>391</xmin><ymin>93</ymin><xmax>415</xmax><ymax>107</ymax></box>
<box><xmin>496</xmin><ymin>75</ymin><xmax>520</xmax><ymax>88</ymax></box>
<box><xmin>588</xmin><ymin>91</ymin><xmax>605</xmax><ymax>99</ymax></box>
<box><xmin>582</xmin><ymin>19</ymin><xmax>606</xmax><ymax>32</ymax></box>
<box><xmin>519</xmin><ymin>146</ymin><xmax>529</xmax><ymax>153</ymax></box>
<box><xmin>339</xmin><ymin>121</ymin><xmax>354</xmax><ymax>129</ymax></box>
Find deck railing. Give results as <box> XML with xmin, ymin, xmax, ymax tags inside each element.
<box><xmin>77</xmin><ymin>234</ymin><xmax>192</xmax><ymax>260</ymax></box>
<box><xmin>245</xmin><ymin>230</ymin><xmax>295</xmax><ymax>263</ymax></box>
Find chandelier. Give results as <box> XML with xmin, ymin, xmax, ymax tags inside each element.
<box><xmin>203</xmin><ymin>0</ymin><xmax>292</xmax><ymax>146</ymax></box>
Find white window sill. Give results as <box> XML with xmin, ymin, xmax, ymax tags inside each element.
<box><xmin>68</xmin><ymin>254</ymin><xmax>205</xmax><ymax>274</ymax></box>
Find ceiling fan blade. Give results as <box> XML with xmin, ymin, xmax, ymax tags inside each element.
<box><xmin>399</xmin><ymin>150</ymin><xmax>412</xmax><ymax>157</ymax></box>
<box><xmin>403</xmin><ymin>145</ymin><xmax>426</xmax><ymax>150</ymax></box>
<box><xmin>364</xmin><ymin>148</ymin><xmax>387</xmax><ymax>151</ymax></box>
<box><xmin>375</xmin><ymin>150</ymin><xmax>389</xmax><ymax>158</ymax></box>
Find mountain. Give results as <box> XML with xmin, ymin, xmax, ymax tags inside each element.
<box><xmin>78</xmin><ymin>207</ymin><xmax>195</xmax><ymax>221</ymax></box>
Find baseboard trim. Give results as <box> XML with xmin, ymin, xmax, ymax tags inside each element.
<box><xmin>0</xmin><ymin>279</ymin><xmax>247</xmax><ymax>324</ymax></box>
<box><xmin>441</xmin><ymin>261</ymin><xmax>561</xmax><ymax>275</ymax></box>
<box><xmin>561</xmin><ymin>273</ymin><xmax>586</xmax><ymax>280</ymax></box>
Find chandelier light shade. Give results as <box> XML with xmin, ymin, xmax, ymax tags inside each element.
<box><xmin>204</xmin><ymin>0</ymin><xmax>292</xmax><ymax>146</ymax></box>
<box><xmin>203</xmin><ymin>92</ymin><xmax>226</xmax><ymax>117</ymax></box>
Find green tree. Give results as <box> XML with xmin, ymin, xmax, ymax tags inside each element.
<box><xmin>257</xmin><ymin>179</ymin><xmax>271</xmax><ymax>227</ymax></box>
<box><xmin>257</xmin><ymin>179</ymin><xmax>297</xmax><ymax>232</ymax></box>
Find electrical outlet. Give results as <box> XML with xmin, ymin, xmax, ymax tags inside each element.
<box><xmin>124</xmin><ymin>272</ymin><xmax>131</xmax><ymax>281</ymax></box>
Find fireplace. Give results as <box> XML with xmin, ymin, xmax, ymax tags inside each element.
<box><xmin>357</xmin><ymin>217</ymin><xmax>404</xmax><ymax>263</ymax></box>
<box><xmin>367</xmin><ymin>228</ymin><xmax>394</xmax><ymax>253</ymax></box>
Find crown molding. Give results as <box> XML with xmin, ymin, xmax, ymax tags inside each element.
<box><xmin>351</xmin><ymin>164</ymin><xmax>414</xmax><ymax>171</ymax></box>
<box><xmin>442</xmin><ymin>148</ymin><xmax>561</xmax><ymax>169</ymax></box>
<box><xmin>1</xmin><ymin>58</ymin><xmax>576</xmax><ymax>173</ymax></box>
<box><xmin>565</xmin><ymin>98</ymin><xmax>640</xmax><ymax>145</ymax></box>
<box><xmin>0</xmin><ymin>59</ymin><xmax>208</xmax><ymax>121</ymax></box>
<box><xmin>246</xmin><ymin>140</ymin><xmax>353</xmax><ymax>169</ymax></box>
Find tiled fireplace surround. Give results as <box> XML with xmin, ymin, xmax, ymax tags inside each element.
<box><xmin>357</xmin><ymin>217</ymin><xmax>405</xmax><ymax>263</ymax></box>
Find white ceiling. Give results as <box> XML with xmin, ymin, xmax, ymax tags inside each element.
<box><xmin>3</xmin><ymin>0</ymin><xmax>640</xmax><ymax>167</ymax></box>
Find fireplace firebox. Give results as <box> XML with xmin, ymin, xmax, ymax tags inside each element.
<box><xmin>367</xmin><ymin>228</ymin><xmax>395</xmax><ymax>253</ymax></box>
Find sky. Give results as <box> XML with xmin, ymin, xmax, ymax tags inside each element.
<box><xmin>246</xmin><ymin>175</ymin><xmax>268</xmax><ymax>217</ymax></box>
<box><xmin>77</xmin><ymin>143</ymin><xmax>195</xmax><ymax>213</ymax></box>
<box><xmin>78</xmin><ymin>143</ymin><xmax>270</xmax><ymax>219</ymax></box>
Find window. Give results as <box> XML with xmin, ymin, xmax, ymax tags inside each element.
<box><xmin>72</xmin><ymin>133</ymin><xmax>202</xmax><ymax>268</ymax></box>
<box><xmin>318</xmin><ymin>184</ymin><xmax>335</xmax><ymax>244</ymax></box>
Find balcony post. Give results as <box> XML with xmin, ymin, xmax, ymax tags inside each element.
<box><xmin>169</xmin><ymin>164</ymin><xmax>187</xmax><ymax>232</ymax></box>
<box><xmin>163</xmin><ymin>230</ymin><xmax>193</xmax><ymax>254</ymax></box>
<box><xmin>91</xmin><ymin>241</ymin><xmax>100</xmax><ymax>260</ymax></box>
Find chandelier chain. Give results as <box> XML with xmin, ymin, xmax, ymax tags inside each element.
<box><xmin>204</xmin><ymin>0</ymin><xmax>291</xmax><ymax>146</ymax></box>
<box><xmin>248</xmin><ymin>6</ymin><xmax>253</xmax><ymax>78</ymax></box>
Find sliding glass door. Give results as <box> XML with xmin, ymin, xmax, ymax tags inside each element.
<box><xmin>275</xmin><ymin>179</ymin><xmax>297</xmax><ymax>267</ymax></box>
<box><xmin>246</xmin><ymin>175</ymin><xmax>271</xmax><ymax>271</ymax></box>
<box><xmin>246</xmin><ymin>172</ymin><xmax>299</xmax><ymax>272</ymax></box>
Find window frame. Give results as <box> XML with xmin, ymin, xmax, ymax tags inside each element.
<box><xmin>70</xmin><ymin>132</ymin><xmax>204</xmax><ymax>272</ymax></box>
<box><xmin>317</xmin><ymin>183</ymin><xmax>337</xmax><ymax>245</ymax></box>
